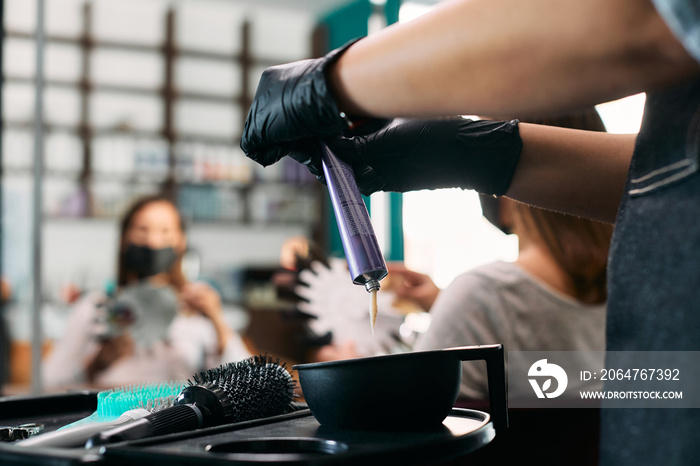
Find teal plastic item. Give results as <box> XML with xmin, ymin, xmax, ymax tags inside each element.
<box><xmin>59</xmin><ymin>381</ymin><xmax>185</xmax><ymax>430</ymax></box>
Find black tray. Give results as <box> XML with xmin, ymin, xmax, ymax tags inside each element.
<box><xmin>0</xmin><ymin>391</ymin><xmax>100</xmax><ymax>465</ymax></box>
<box><xmin>0</xmin><ymin>393</ymin><xmax>495</xmax><ymax>465</ymax></box>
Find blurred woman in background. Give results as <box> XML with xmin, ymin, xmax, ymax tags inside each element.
<box><xmin>44</xmin><ymin>195</ymin><xmax>249</xmax><ymax>388</ymax></box>
<box><xmin>395</xmin><ymin>108</ymin><xmax>612</xmax><ymax>399</ymax></box>
<box><xmin>409</xmin><ymin>196</ymin><xmax>612</xmax><ymax>399</ymax></box>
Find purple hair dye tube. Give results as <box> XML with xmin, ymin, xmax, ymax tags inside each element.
<box><xmin>319</xmin><ymin>141</ymin><xmax>388</xmax><ymax>293</ymax></box>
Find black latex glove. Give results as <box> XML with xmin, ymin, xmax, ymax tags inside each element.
<box><xmin>325</xmin><ymin>118</ymin><xmax>523</xmax><ymax>196</ymax></box>
<box><xmin>241</xmin><ymin>39</ymin><xmax>386</xmax><ymax>177</ymax></box>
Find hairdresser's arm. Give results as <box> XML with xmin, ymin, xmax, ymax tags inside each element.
<box><xmin>505</xmin><ymin>125</ymin><xmax>636</xmax><ymax>223</ymax></box>
<box><xmin>330</xmin><ymin>0</ymin><xmax>699</xmax><ymax>119</ymax></box>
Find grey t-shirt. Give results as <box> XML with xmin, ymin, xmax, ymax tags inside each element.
<box><xmin>413</xmin><ymin>261</ymin><xmax>606</xmax><ymax>399</ymax></box>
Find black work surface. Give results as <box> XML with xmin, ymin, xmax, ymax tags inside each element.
<box><xmin>0</xmin><ymin>391</ymin><xmax>100</xmax><ymax>465</ymax></box>
<box><xmin>0</xmin><ymin>392</ymin><xmax>495</xmax><ymax>465</ymax></box>
<box><xmin>103</xmin><ymin>408</ymin><xmax>493</xmax><ymax>465</ymax></box>
<box><xmin>0</xmin><ymin>390</ymin><xmax>98</xmax><ymax>430</ymax></box>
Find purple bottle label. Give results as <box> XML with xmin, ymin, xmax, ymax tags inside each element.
<box><xmin>325</xmin><ymin>162</ymin><xmax>373</xmax><ymax>236</ymax></box>
<box><xmin>320</xmin><ymin>142</ymin><xmax>387</xmax><ymax>285</ymax></box>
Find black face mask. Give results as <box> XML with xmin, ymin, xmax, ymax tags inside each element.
<box><xmin>122</xmin><ymin>243</ymin><xmax>178</xmax><ymax>279</ymax></box>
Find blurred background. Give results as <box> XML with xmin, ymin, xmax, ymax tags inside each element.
<box><xmin>0</xmin><ymin>0</ymin><xmax>645</xmax><ymax>394</ymax></box>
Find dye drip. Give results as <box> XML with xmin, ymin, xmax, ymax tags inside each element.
<box><xmin>369</xmin><ymin>289</ymin><xmax>378</xmax><ymax>335</ymax></box>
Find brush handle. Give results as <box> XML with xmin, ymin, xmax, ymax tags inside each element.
<box><xmin>86</xmin><ymin>404</ymin><xmax>202</xmax><ymax>447</ymax></box>
<box><xmin>15</xmin><ymin>409</ymin><xmax>150</xmax><ymax>448</ymax></box>
<box><xmin>86</xmin><ymin>385</ymin><xmax>229</xmax><ymax>447</ymax></box>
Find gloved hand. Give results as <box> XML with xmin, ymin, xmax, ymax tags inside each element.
<box><xmin>241</xmin><ymin>39</ymin><xmax>386</xmax><ymax>176</ymax></box>
<box><xmin>326</xmin><ymin>117</ymin><xmax>523</xmax><ymax>196</ymax></box>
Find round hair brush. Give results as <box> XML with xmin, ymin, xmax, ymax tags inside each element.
<box><xmin>86</xmin><ymin>355</ymin><xmax>295</xmax><ymax>447</ymax></box>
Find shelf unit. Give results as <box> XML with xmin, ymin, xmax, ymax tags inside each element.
<box><xmin>3</xmin><ymin>2</ymin><xmax>326</xmax><ymax>231</ymax></box>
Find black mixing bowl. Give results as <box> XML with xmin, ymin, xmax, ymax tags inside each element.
<box><xmin>293</xmin><ymin>345</ymin><xmax>507</xmax><ymax>431</ymax></box>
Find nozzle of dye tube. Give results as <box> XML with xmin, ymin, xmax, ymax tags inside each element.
<box><xmin>364</xmin><ymin>278</ymin><xmax>381</xmax><ymax>294</ymax></box>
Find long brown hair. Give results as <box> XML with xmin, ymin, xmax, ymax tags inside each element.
<box><xmin>117</xmin><ymin>195</ymin><xmax>187</xmax><ymax>291</ymax></box>
<box><xmin>513</xmin><ymin>108</ymin><xmax>612</xmax><ymax>303</ymax></box>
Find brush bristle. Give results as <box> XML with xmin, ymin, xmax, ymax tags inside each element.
<box><xmin>96</xmin><ymin>381</ymin><xmax>185</xmax><ymax>419</ymax></box>
<box><xmin>139</xmin><ymin>395</ymin><xmax>177</xmax><ymax>413</ymax></box>
<box><xmin>59</xmin><ymin>381</ymin><xmax>185</xmax><ymax>431</ymax></box>
<box><xmin>188</xmin><ymin>355</ymin><xmax>295</xmax><ymax>423</ymax></box>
